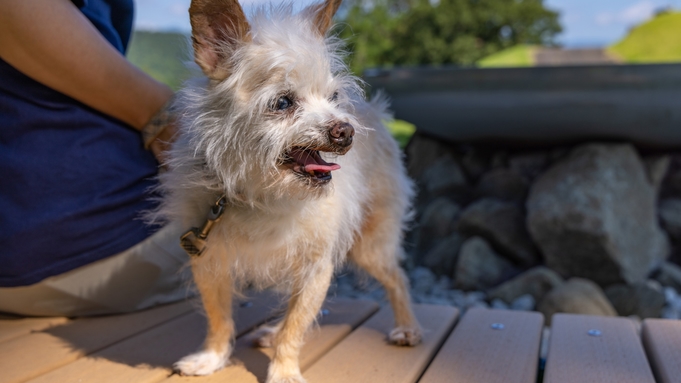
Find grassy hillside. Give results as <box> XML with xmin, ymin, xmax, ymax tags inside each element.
<box><xmin>609</xmin><ymin>11</ymin><xmax>681</xmax><ymax>63</ymax></box>
<box><xmin>385</xmin><ymin>119</ymin><xmax>416</xmax><ymax>148</ymax></box>
<box><xmin>477</xmin><ymin>45</ymin><xmax>536</xmax><ymax>68</ymax></box>
<box><xmin>127</xmin><ymin>30</ymin><xmax>192</xmax><ymax>90</ymax></box>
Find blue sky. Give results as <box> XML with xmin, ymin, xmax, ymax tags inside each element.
<box><xmin>134</xmin><ymin>0</ymin><xmax>681</xmax><ymax>47</ymax></box>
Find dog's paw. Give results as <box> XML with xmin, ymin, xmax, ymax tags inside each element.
<box><xmin>388</xmin><ymin>326</ymin><xmax>422</xmax><ymax>347</ymax></box>
<box><xmin>252</xmin><ymin>324</ymin><xmax>279</xmax><ymax>348</ymax></box>
<box><xmin>173</xmin><ymin>350</ymin><xmax>229</xmax><ymax>376</ymax></box>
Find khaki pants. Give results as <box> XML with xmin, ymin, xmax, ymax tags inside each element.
<box><xmin>0</xmin><ymin>223</ymin><xmax>194</xmax><ymax>317</ymax></box>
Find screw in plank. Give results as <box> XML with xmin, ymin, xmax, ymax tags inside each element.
<box><xmin>490</xmin><ymin>323</ymin><xmax>505</xmax><ymax>330</ymax></box>
<box><xmin>587</xmin><ymin>329</ymin><xmax>602</xmax><ymax>337</ymax></box>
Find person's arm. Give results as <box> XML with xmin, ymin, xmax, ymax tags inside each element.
<box><xmin>0</xmin><ymin>0</ymin><xmax>174</xmax><ymax>131</ymax></box>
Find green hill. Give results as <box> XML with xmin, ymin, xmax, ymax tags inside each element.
<box><xmin>477</xmin><ymin>45</ymin><xmax>536</xmax><ymax>68</ymax></box>
<box><xmin>609</xmin><ymin>11</ymin><xmax>681</xmax><ymax>63</ymax></box>
<box><xmin>126</xmin><ymin>30</ymin><xmax>192</xmax><ymax>90</ymax></box>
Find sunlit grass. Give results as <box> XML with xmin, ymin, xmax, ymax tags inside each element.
<box><xmin>384</xmin><ymin>119</ymin><xmax>416</xmax><ymax>148</ymax></box>
<box><xmin>477</xmin><ymin>45</ymin><xmax>536</xmax><ymax>68</ymax></box>
<box><xmin>609</xmin><ymin>12</ymin><xmax>681</xmax><ymax>63</ymax></box>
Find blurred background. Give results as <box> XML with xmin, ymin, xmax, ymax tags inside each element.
<box><xmin>130</xmin><ymin>0</ymin><xmax>681</xmax><ymax>84</ymax></box>
<box><xmin>128</xmin><ymin>0</ymin><xmax>681</xmax><ymax>145</ymax></box>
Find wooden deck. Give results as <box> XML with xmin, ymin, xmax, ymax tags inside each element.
<box><xmin>1</xmin><ymin>292</ymin><xmax>680</xmax><ymax>383</ymax></box>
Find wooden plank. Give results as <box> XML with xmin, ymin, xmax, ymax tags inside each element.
<box><xmin>543</xmin><ymin>313</ymin><xmax>655</xmax><ymax>383</ymax></box>
<box><xmin>641</xmin><ymin>318</ymin><xmax>681</xmax><ymax>383</ymax></box>
<box><xmin>0</xmin><ymin>316</ymin><xmax>69</xmax><ymax>344</ymax></box>
<box><xmin>160</xmin><ymin>298</ymin><xmax>380</xmax><ymax>383</ymax></box>
<box><xmin>419</xmin><ymin>308</ymin><xmax>544</xmax><ymax>383</ymax></box>
<box><xmin>0</xmin><ymin>300</ymin><xmax>193</xmax><ymax>383</ymax></box>
<box><xmin>304</xmin><ymin>304</ymin><xmax>459</xmax><ymax>383</ymax></box>
<box><xmin>25</xmin><ymin>291</ymin><xmax>280</xmax><ymax>383</ymax></box>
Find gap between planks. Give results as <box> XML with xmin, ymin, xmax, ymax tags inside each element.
<box><xmin>0</xmin><ymin>316</ymin><xmax>69</xmax><ymax>344</ymax></box>
<box><xmin>304</xmin><ymin>304</ymin><xmax>459</xmax><ymax>383</ymax></box>
<box><xmin>160</xmin><ymin>298</ymin><xmax>380</xmax><ymax>383</ymax></box>
<box><xmin>0</xmin><ymin>299</ymin><xmax>194</xmax><ymax>383</ymax></box>
<box><xmin>25</xmin><ymin>297</ymin><xmax>377</xmax><ymax>383</ymax></box>
<box><xmin>642</xmin><ymin>318</ymin><xmax>681</xmax><ymax>383</ymax></box>
<box><xmin>419</xmin><ymin>308</ymin><xmax>544</xmax><ymax>383</ymax></box>
<box><xmin>543</xmin><ymin>313</ymin><xmax>656</xmax><ymax>383</ymax></box>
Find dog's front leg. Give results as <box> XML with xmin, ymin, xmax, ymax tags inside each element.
<box><xmin>174</xmin><ymin>256</ymin><xmax>234</xmax><ymax>376</ymax></box>
<box><xmin>267</xmin><ymin>257</ymin><xmax>334</xmax><ymax>383</ymax></box>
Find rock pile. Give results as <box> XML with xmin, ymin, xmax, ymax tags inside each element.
<box><xmin>399</xmin><ymin>132</ymin><xmax>681</xmax><ymax>321</ymax></box>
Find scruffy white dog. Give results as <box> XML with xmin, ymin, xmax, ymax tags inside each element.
<box><xmin>157</xmin><ymin>0</ymin><xmax>421</xmax><ymax>382</ymax></box>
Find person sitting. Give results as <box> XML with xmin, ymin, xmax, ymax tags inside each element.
<box><xmin>0</xmin><ymin>0</ymin><xmax>193</xmax><ymax>316</ymax></box>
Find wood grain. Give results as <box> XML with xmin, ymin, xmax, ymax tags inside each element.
<box><xmin>419</xmin><ymin>308</ymin><xmax>544</xmax><ymax>383</ymax></box>
<box><xmin>641</xmin><ymin>318</ymin><xmax>681</xmax><ymax>383</ymax></box>
<box><xmin>304</xmin><ymin>304</ymin><xmax>459</xmax><ymax>383</ymax></box>
<box><xmin>24</xmin><ymin>292</ymin><xmax>279</xmax><ymax>383</ymax></box>
<box><xmin>160</xmin><ymin>298</ymin><xmax>379</xmax><ymax>383</ymax></box>
<box><xmin>0</xmin><ymin>300</ymin><xmax>192</xmax><ymax>383</ymax></box>
<box><xmin>544</xmin><ymin>313</ymin><xmax>655</xmax><ymax>383</ymax></box>
<box><xmin>0</xmin><ymin>316</ymin><xmax>69</xmax><ymax>344</ymax></box>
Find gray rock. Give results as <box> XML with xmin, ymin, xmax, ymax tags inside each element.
<box><xmin>509</xmin><ymin>151</ymin><xmax>549</xmax><ymax>181</ymax></box>
<box><xmin>491</xmin><ymin>298</ymin><xmax>510</xmax><ymax>310</ymax></box>
<box><xmin>659</xmin><ymin>199</ymin><xmax>681</xmax><ymax>243</ymax></box>
<box><xmin>421</xmin><ymin>155</ymin><xmax>469</xmax><ymax>197</ymax></box>
<box><xmin>410</xmin><ymin>267</ymin><xmax>437</xmax><ymax>295</ymax></box>
<box><xmin>490</xmin><ymin>151</ymin><xmax>509</xmax><ymax>169</ymax></box>
<box><xmin>510</xmin><ymin>294</ymin><xmax>536</xmax><ymax>311</ymax></box>
<box><xmin>527</xmin><ymin>143</ymin><xmax>670</xmax><ymax>286</ymax></box>
<box><xmin>477</xmin><ymin>168</ymin><xmax>529</xmax><ymax>203</ymax></box>
<box><xmin>537</xmin><ymin>278</ymin><xmax>617</xmax><ymax>325</ymax></box>
<box><xmin>454</xmin><ymin>237</ymin><xmax>516</xmax><ymax>291</ymax></box>
<box><xmin>447</xmin><ymin>289</ymin><xmax>468</xmax><ymax>308</ymax></box>
<box><xmin>549</xmin><ymin>147</ymin><xmax>570</xmax><ymax>162</ymax></box>
<box><xmin>406</xmin><ymin>133</ymin><xmax>454</xmax><ymax>181</ymax></box>
<box><xmin>643</xmin><ymin>155</ymin><xmax>670</xmax><ymax>193</ymax></box>
<box><xmin>661</xmin><ymin>306</ymin><xmax>681</xmax><ymax>320</ymax></box>
<box><xmin>460</xmin><ymin>147</ymin><xmax>489</xmax><ymax>180</ymax></box>
<box><xmin>660</xmin><ymin>154</ymin><xmax>681</xmax><ymax>199</ymax></box>
<box><xmin>422</xmin><ymin>232</ymin><xmax>463</xmax><ymax>276</ymax></box>
<box><xmin>464</xmin><ymin>291</ymin><xmax>489</xmax><ymax>310</ymax></box>
<box><xmin>458</xmin><ymin>198</ymin><xmax>539</xmax><ymax>267</ymax></box>
<box><xmin>605</xmin><ymin>280</ymin><xmax>666</xmax><ymax>319</ymax></box>
<box><xmin>664</xmin><ymin>287</ymin><xmax>681</xmax><ymax>313</ymax></box>
<box><xmin>487</xmin><ymin>266</ymin><xmax>564</xmax><ymax>304</ymax></box>
<box><xmin>413</xmin><ymin>198</ymin><xmax>460</xmax><ymax>259</ymax></box>
<box><xmin>654</xmin><ymin>262</ymin><xmax>681</xmax><ymax>292</ymax></box>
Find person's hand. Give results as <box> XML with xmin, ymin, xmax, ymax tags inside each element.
<box><xmin>148</xmin><ymin>122</ymin><xmax>178</xmax><ymax>167</ymax></box>
<box><xmin>142</xmin><ymin>98</ymin><xmax>179</xmax><ymax>168</ymax></box>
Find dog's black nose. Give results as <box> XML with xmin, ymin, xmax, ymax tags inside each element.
<box><xmin>329</xmin><ymin>122</ymin><xmax>355</xmax><ymax>147</ymax></box>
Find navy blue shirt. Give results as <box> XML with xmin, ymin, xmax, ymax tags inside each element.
<box><xmin>0</xmin><ymin>0</ymin><xmax>161</xmax><ymax>287</ymax></box>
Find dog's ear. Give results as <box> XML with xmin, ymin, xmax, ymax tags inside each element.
<box><xmin>189</xmin><ymin>0</ymin><xmax>250</xmax><ymax>80</ymax></box>
<box><xmin>307</xmin><ymin>0</ymin><xmax>342</xmax><ymax>36</ymax></box>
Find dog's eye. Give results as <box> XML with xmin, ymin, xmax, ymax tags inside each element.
<box><xmin>330</xmin><ymin>92</ymin><xmax>339</xmax><ymax>102</ymax></box>
<box><xmin>275</xmin><ymin>96</ymin><xmax>293</xmax><ymax>111</ymax></box>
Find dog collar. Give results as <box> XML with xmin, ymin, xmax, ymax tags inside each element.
<box><xmin>180</xmin><ymin>195</ymin><xmax>226</xmax><ymax>257</ymax></box>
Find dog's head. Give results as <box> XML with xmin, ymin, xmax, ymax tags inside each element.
<box><xmin>181</xmin><ymin>0</ymin><xmax>363</xmax><ymax>204</ymax></box>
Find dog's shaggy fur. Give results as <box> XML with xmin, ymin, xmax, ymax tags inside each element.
<box><xmin>157</xmin><ymin>1</ymin><xmax>421</xmax><ymax>381</ymax></box>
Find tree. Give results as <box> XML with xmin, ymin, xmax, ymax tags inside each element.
<box><xmin>337</xmin><ymin>0</ymin><xmax>562</xmax><ymax>74</ymax></box>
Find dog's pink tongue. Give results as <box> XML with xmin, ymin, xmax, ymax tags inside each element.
<box><xmin>290</xmin><ymin>149</ymin><xmax>341</xmax><ymax>172</ymax></box>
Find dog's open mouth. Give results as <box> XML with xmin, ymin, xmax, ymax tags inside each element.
<box><xmin>283</xmin><ymin>147</ymin><xmax>340</xmax><ymax>184</ymax></box>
